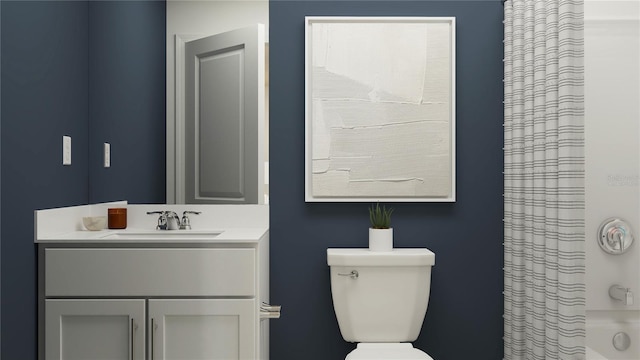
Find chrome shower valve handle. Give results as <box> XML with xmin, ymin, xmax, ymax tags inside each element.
<box><xmin>598</xmin><ymin>218</ymin><xmax>634</xmax><ymax>255</ymax></box>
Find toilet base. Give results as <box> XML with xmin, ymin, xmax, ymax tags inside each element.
<box><xmin>345</xmin><ymin>343</ymin><xmax>434</xmax><ymax>360</ymax></box>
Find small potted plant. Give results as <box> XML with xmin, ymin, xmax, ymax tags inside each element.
<box><xmin>368</xmin><ymin>203</ymin><xmax>394</xmax><ymax>251</ymax></box>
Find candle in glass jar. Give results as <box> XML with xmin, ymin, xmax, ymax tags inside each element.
<box><xmin>108</xmin><ymin>208</ymin><xmax>127</xmax><ymax>229</ymax></box>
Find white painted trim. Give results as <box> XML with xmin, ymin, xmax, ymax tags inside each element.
<box><xmin>256</xmin><ymin>24</ymin><xmax>267</xmax><ymax>205</ymax></box>
<box><xmin>305</xmin><ymin>16</ymin><xmax>458</xmax><ymax>23</ymax></box>
<box><xmin>304</xmin><ymin>16</ymin><xmax>457</xmax><ymax>203</ymax></box>
<box><xmin>172</xmin><ymin>34</ymin><xmax>203</xmax><ymax>205</ymax></box>
<box><xmin>304</xmin><ymin>17</ymin><xmax>312</xmax><ymax>202</ymax></box>
<box><xmin>450</xmin><ymin>17</ymin><xmax>457</xmax><ymax>203</ymax></box>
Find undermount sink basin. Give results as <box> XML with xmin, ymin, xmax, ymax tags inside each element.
<box><xmin>100</xmin><ymin>231</ymin><xmax>223</xmax><ymax>240</ymax></box>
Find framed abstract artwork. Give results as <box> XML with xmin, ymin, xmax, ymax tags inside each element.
<box><xmin>305</xmin><ymin>17</ymin><xmax>456</xmax><ymax>202</ymax></box>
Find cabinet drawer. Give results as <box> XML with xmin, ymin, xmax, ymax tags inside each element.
<box><xmin>45</xmin><ymin>248</ymin><xmax>255</xmax><ymax>297</ymax></box>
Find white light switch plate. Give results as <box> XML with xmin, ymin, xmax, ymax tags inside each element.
<box><xmin>62</xmin><ymin>136</ymin><xmax>71</xmax><ymax>165</ymax></box>
<box><xmin>104</xmin><ymin>143</ymin><xmax>111</xmax><ymax>168</ymax></box>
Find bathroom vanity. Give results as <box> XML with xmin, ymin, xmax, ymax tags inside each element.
<box><xmin>35</xmin><ymin>202</ymin><xmax>273</xmax><ymax>360</ymax></box>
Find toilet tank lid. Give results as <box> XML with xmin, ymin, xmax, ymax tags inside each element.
<box><xmin>327</xmin><ymin>248</ymin><xmax>435</xmax><ymax>266</ymax></box>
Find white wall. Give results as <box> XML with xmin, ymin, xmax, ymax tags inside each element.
<box><xmin>585</xmin><ymin>0</ymin><xmax>640</xmax><ymax>311</ymax></box>
<box><xmin>166</xmin><ymin>0</ymin><xmax>269</xmax><ymax>203</ymax></box>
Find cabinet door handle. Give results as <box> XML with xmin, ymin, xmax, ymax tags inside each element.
<box><xmin>151</xmin><ymin>318</ymin><xmax>155</xmax><ymax>360</ymax></box>
<box><xmin>130</xmin><ymin>318</ymin><xmax>135</xmax><ymax>360</ymax></box>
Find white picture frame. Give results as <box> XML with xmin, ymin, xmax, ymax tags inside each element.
<box><xmin>305</xmin><ymin>16</ymin><xmax>456</xmax><ymax>202</ymax></box>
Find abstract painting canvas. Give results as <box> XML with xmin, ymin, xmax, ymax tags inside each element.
<box><xmin>305</xmin><ymin>17</ymin><xmax>456</xmax><ymax>202</ymax></box>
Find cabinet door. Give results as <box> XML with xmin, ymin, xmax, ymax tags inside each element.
<box><xmin>149</xmin><ymin>299</ymin><xmax>255</xmax><ymax>360</ymax></box>
<box><xmin>46</xmin><ymin>299</ymin><xmax>145</xmax><ymax>360</ymax></box>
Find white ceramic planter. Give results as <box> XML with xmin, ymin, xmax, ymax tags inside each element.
<box><xmin>369</xmin><ymin>228</ymin><xmax>393</xmax><ymax>252</ymax></box>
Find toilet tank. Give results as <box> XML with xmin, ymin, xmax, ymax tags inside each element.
<box><xmin>327</xmin><ymin>248</ymin><xmax>435</xmax><ymax>343</ymax></box>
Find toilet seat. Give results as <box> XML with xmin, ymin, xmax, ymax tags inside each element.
<box><xmin>345</xmin><ymin>343</ymin><xmax>434</xmax><ymax>360</ymax></box>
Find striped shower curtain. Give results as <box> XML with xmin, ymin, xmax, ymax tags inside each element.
<box><xmin>503</xmin><ymin>0</ymin><xmax>585</xmax><ymax>359</ymax></box>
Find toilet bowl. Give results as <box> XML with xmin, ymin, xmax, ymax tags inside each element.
<box><xmin>327</xmin><ymin>248</ymin><xmax>436</xmax><ymax>360</ymax></box>
<box><xmin>346</xmin><ymin>343</ymin><xmax>433</xmax><ymax>360</ymax></box>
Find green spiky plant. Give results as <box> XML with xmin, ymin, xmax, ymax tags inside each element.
<box><xmin>368</xmin><ymin>203</ymin><xmax>394</xmax><ymax>229</ymax></box>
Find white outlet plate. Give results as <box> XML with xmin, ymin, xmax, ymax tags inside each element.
<box><xmin>62</xmin><ymin>136</ymin><xmax>71</xmax><ymax>165</ymax></box>
<box><xmin>104</xmin><ymin>143</ymin><xmax>111</xmax><ymax>168</ymax></box>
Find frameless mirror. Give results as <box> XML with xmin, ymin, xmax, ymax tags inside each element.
<box><xmin>166</xmin><ymin>0</ymin><xmax>269</xmax><ymax>205</ymax></box>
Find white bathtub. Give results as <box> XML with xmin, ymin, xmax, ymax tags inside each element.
<box><xmin>587</xmin><ymin>346</ymin><xmax>608</xmax><ymax>360</ymax></box>
<box><xmin>586</xmin><ymin>311</ymin><xmax>639</xmax><ymax>360</ymax></box>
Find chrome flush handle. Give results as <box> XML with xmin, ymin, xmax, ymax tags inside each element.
<box><xmin>338</xmin><ymin>270</ymin><xmax>359</xmax><ymax>279</ymax></box>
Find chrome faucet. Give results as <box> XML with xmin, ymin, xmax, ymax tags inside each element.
<box><xmin>147</xmin><ymin>211</ymin><xmax>181</xmax><ymax>230</ymax></box>
<box><xmin>147</xmin><ymin>211</ymin><xmax>201</xmax><ymax>230</ymax></box>
<box><xmin>609</xmin><ymin>285</ymin><xmax>634</xmax><ymax>306</ymax></box>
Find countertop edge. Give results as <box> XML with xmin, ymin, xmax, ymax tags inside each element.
<box><xmin>36</xmin><ymin>227</ymin><xmax>269</xmax><ymax>244</ymax></box>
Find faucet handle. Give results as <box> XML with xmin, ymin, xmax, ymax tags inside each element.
<box><xmin>626</xmin><ymin>289</ymin><xmax>634</xmax><ymax>306</ymax></box>
<box><xmin>180</xmin><ymin>211</ymin><xmax>201</xmax><ymax>230</ymax></box>
<box><xmin>147</xmin><ymin>211</ymin><xmax>168</xmax><ymax>230</ymax></box>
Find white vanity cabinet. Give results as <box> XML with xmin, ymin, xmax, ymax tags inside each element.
<box><xmin>39</xmin><ymin>241</ymin><xmax>270</xmax><ymax>360</ymax></box>
<box><xmin>36</xmin><ymin>203</ymin><xmax>272</xmax><ymax>360</ymax></box>
<box><xmin>45</xmin><ymin>298</ymin><xmax>257</xmax><ymax>360</ymax></box>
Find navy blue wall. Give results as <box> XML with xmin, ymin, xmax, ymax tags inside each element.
<box><xmin>88</xmin><ymin>1</ymin><xmax>166</xmax><ymax>204</ymax></box>
<box><xmin>269</xmin><ymin>1</ymin><xmax>504</xmax><ymax>359</ymax></box>
<box><xmin>1</xmin><ymin>2</ymin><xmax>89</xmax><ymax>358</ymax></box>
<box><xmin>0</xmin><ymin>1</ymin><xmax>165</xmax><ymax>357</ymax></box>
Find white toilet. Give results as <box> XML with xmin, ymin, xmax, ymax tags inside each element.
<box><xmin>327</xmin><ymin>248</ymin><xmax>436</xmax><ymax>360</ymax></box>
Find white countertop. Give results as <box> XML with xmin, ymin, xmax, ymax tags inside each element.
<box><xmin>35</xmin><ymin>202</ymin><xmax>269</xmax><ymax>244</ymax></box>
